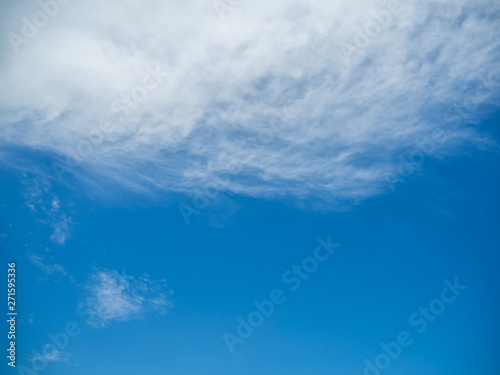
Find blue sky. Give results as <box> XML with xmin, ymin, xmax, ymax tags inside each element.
<box><xmin>1</xmin><ymin>0</ymin><xmax>500</xmax><ymax>374</ymax></box>
<box><xmin>1</xmin><ymin>124</ymin><xmax>500</xmax><ymax>374</ymax></box>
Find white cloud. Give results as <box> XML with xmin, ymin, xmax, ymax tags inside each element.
<box><xmin>21</xmin><ymin>175</ymin><xmax>72</xmax><ymax>245</ymax></box>
<box><xmin>83</xmin><ymin>269</ymin><xmax>173</xmax><ymax>326</ymax></box>
<box><xmin>1</xmin><ymin>0</ymin><xmax>499</xmax><ymax>206</ymax></box>
<box><xmin>49</xmin><ymin>212</ymin><xmax>72</xmax><ymax>246</ymax></box>
<box><xmin>28</xmin><ymin>253</ymin><xmax>67</xmax><ymax>275</ymax></box>
<box><xmin>29</xmin><ymin>345</ymin><xmax>67</xmax><ymax>363</ymax></box>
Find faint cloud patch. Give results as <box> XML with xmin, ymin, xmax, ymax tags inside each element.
<box><xmin>29</xmin><ymin>345</ymin><xmax>68</xmax><ymax>363</ymax></box>
<box><xmin>27</xmin><ymin>314</ymin><xmax>37</xmax><ymax>325</ymax></box>
<box><xmin>49</xmin><ymin>209</ymin><xmax>72</xmax><ymax>245</ymax></box>
<box><xmin>83</xmin><ymin>268</ymin><xmax>173</xmax><ymax>327</ymax></box>
<box><xmin>21</xmin><ymin>175</ymin><xmax>73</xmax><ymax>245</ymax></box>
<box><xmin>28</xmin><ymin>253</ymin><xmax>67</xmax><ymax>276</ymax></box>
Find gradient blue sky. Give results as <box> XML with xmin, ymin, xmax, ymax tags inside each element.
<box><xmin>1</xmin><ymin>0</ymin><xmax>500</xmax><ymax>374</ymax></box>
<box><xmin>2</xmin><ymin>117</ymin><xmax>500</xmax><ymax>374</ymax></box>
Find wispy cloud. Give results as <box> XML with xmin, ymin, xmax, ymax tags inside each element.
<box><xmin>28</xmin><ymin>253</ymin><xmax>67</xmax><ymax>275</ymax></box>
<box><xmin>49</xmin><ymin>209</ymin><xmax>72</xmax><ymax>246</ymax></box>
<box><xmin>21</xmin><ymin>175</ymin><xmax>73</xmax><ymax>245</ymax></box>
<box><xmin>83</xmin><ymin>269</ymin><xmax>173</xmax><ymax>326</ymax></box>
<box><xmin>29</xmin><ymin>345</ymin><xmax>67</xmax><ymax>364</ymax></box>
<box><xmin>1</xmin><ymin>0</ymin><xmax>499</xmax><ymax>206</ymax></box>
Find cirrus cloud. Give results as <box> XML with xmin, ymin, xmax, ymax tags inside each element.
<box><xmin>83</xmin><ymin>268</ymin><xmax>173</xmax><ymax>326</ymax></box>
<box><xmin>0</xmin><ymin>0</ymin><xmax>499</xmax><ymax>206</ymax></box>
